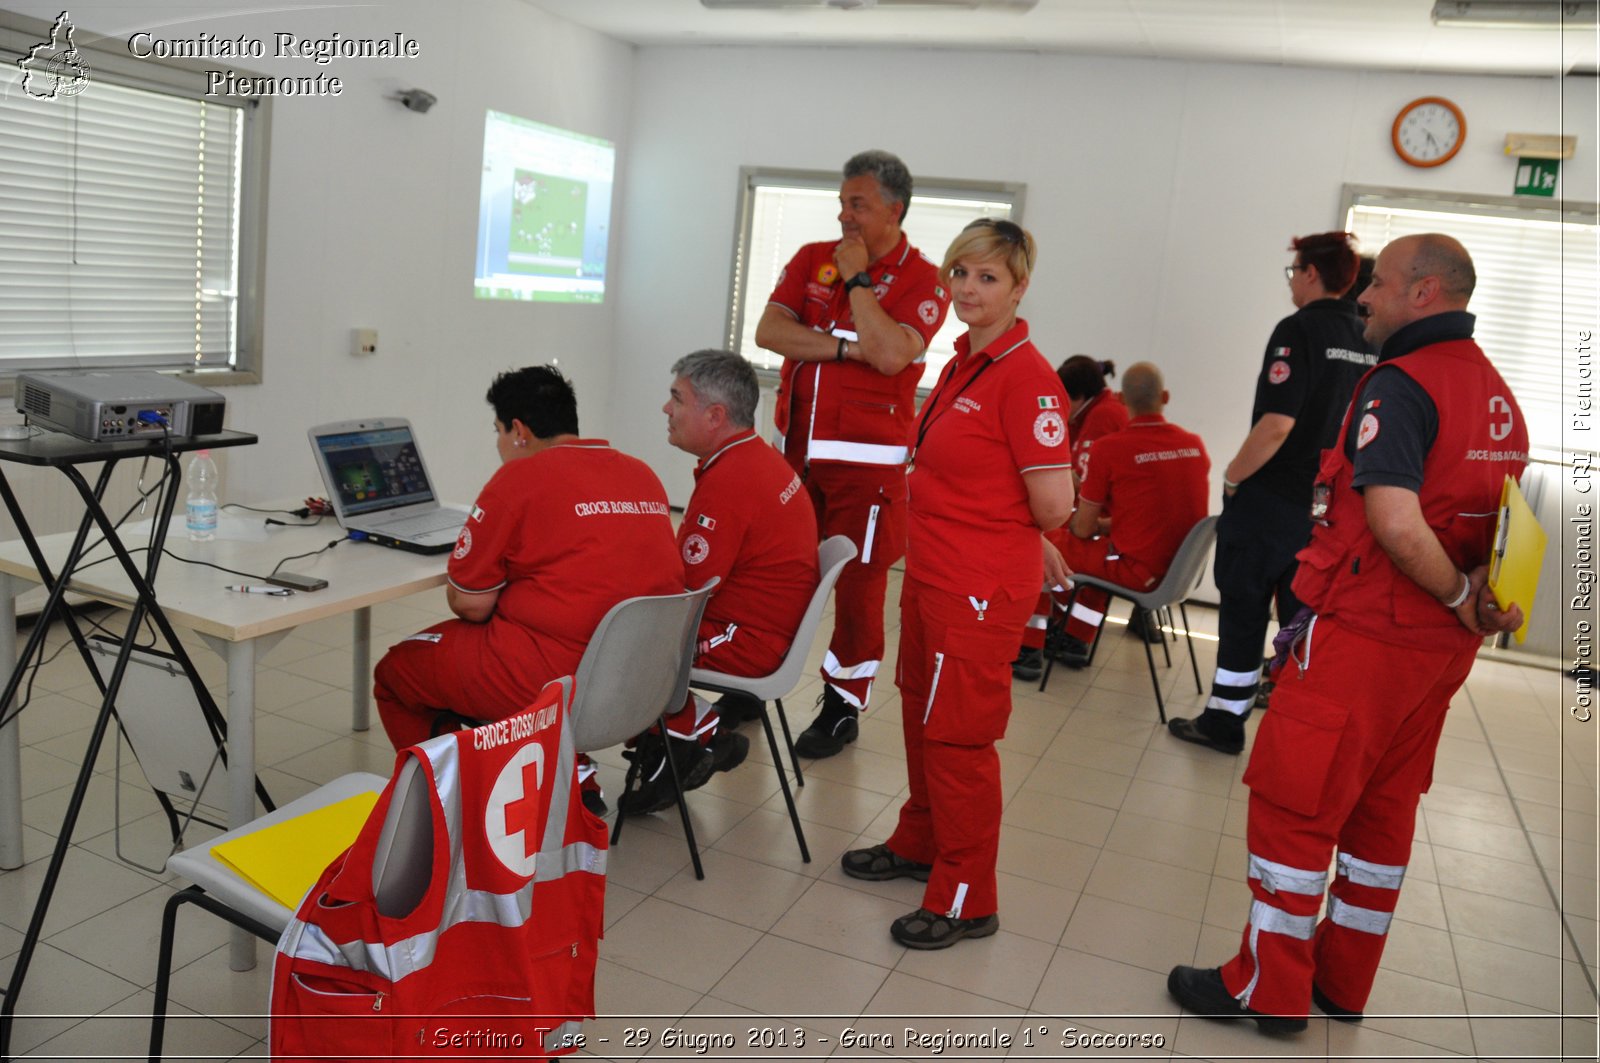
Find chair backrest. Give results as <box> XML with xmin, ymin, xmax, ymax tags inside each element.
<box><xmin>695</xmin><ymin>535</ymin><xmax>855</xmax><ymax>700</ymax></box>
<box><xmin>569</xmin><ymin>581</ymin><xmax>717</xmax><ymax>753</ymax></box>
<box><xmin>1139</xmin><ymin>514</ymin><xmax>1219</xmax><ymax>609</ymax></box>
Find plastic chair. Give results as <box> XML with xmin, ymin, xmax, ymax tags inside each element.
<box><xmin>571</xmin><ymin>582</ymin><xmax>718</xmax><ymax>880</ymax></box>
<box><xmin>686</xmin><ymin>535</ymin><xmax>857</xmax><ymax>865</ymax></box>
<box><xmin>147</xmin><ymin>677</ymin><xmax>575</xmax><ymax>1062</ymax></box>
<box><xmin>1039</xmin><ymin>515</ymin><xmax>1219</xmax><ymax>723</ymax></box>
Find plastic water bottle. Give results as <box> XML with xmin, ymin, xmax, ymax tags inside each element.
<box><xmin>185</xmin><ymin>450</ymin><xmax>219</xmax><ymax>542</ymax></box>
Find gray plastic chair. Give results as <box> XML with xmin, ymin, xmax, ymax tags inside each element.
<box><xmin>687</xmin><ymin>535</ymin><xmax>857</xmax><ymax>864</ymax></box>
<box><xmin>1039</xmin><ymin>515</ymin><xmax>1219</xmax><ymax>723</ymax></box>
<box><xmin>572</xmin><ymin>581</ymin><xmax>717</xmax><ymax>879</ymax></box>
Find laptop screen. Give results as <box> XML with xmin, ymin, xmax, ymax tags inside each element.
<box><xmin>313</xmin><ymin>426</ymin><xmax>437</xmax><ymax>517</ymax></box>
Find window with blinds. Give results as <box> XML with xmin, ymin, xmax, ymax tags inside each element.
<box><xmin>0</xmin><ymin>12</ymin><xmax>265</xmax><ymax>384</ymax></box>
<box><xmin>1342</xmin><ymin>185</ymin><xmax>1598</xmax><ymax>456</ymax></box>
<box><xmin>727</xmin><ymin>168</ymin><xmax>1022</xmax><ymax>390</ymax></box>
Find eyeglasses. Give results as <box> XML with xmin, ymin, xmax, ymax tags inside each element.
<box><xmin>1284</xmin><ymin>263</ymin><xmax>1306</xmax><ymax>280</ymax></box>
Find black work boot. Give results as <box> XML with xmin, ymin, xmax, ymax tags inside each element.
<box><xmin>794</xmin><ymin>686</ymin><xmax>858</xmax><ymax>758</ymax></box>
<box><xmin>1166</xmin><ymin>708</ymin><xmax>1246</xmax><ymax>755</ymax></box>
<box><xmin>1166</xmin><ymin>966</ymin><xmax>1308</xmax><ymax>1034</ymax></box>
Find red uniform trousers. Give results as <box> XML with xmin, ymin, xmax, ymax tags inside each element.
<box><xmin>374</xmin><ymin>619</ymin><xmax>569</xmax><ymax>749</ymax></box>
<box><xmin>1059</xmin><ymin>534</ymin><xmax>1156</xmax><ymax>644</ymax></box>
<box><xmin>659</xmin><ymin>619</ymin><xmax>788</xmax><ymax>744</ymax></box>
<box><xmin>1219</xmin><ymin>618</ymin><xmax>1475</xmax><ymax>1017</ymax></box>
<box><xmin>886</xmin><ymin>576</ymin><xmax>1030</xmax><ymax>920</ymax></box>
<box><xmin>798</xmin><ymin>461</ymin><xmax>906</xmax><ymax>711</ymax></box>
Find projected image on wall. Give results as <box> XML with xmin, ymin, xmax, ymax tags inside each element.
<box><xmin>474</xmin><ymin>111</ymin><xmax>613</xmax><ymax>302</ymax></box>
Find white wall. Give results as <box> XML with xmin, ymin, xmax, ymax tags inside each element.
<box><xmin>609</xmin><ymin>45</ymin><xmax>1595</xmax><ymax>506</ymax></box>
<box><xmin>6</xmin><ymin>0</ymin><xmax>635</xmax><ymax>506</ymax></box>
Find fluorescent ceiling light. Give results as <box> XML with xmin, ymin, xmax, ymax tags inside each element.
<box><xmin>1431</xmin><ymin>1</ymin><xmax>1598</xmax><ymax>28</ymax></box>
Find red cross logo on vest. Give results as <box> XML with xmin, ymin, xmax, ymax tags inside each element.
<box><xmin>484</xmin><ymin>743</ymin><xmax>545</xmax><ymax>877</ymax></box>
<box><xmin>1489</xmin><ymin>395</ymin><xmax>1513</xmax><ymax>442</ymax></box>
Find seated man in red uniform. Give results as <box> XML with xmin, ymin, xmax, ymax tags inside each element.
<box><xmin>1046</xmin><ymin>362</ymin><xmax>1210</xmax><ymax>661</ymax></box>
<box><xmin>374</xmin><ymin>366</ymin><xmax>683</xmax><ymax>814</ymax></box>
<box><xmin>620</xmin><ymin>350</ymin><xmax>822</xmax><ymax>814</ymax></box>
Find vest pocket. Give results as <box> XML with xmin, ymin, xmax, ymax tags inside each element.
<box><xmin>1241</xmin><ymin>690</ymin><xmax>1350</xmax><ymax>817</ymax></box>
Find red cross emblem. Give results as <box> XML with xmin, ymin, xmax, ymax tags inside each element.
<box><xmin>485</xmin><ymin>744</ymin><xmax>545</xmax><ymax>877</ymax></box>
<box><xmin>682</xmin><ymin>533</ymin><xmax>710</xmax><ymax>566</ymax></box>
<box><xmin>1034</xmin><ymin>411</ymin><xmax>1066</xmax><ymax>447</ymax></box>
<box><xmin>1489</xmin><ymin>395</ymin><xmax>1513</xmax><ymax>442</ymax></box>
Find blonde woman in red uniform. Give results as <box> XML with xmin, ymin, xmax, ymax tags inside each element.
<box><xmin>840</xmin><ymin>219</ymin><xmax>1075</xmax><ymax>948</ymax></box>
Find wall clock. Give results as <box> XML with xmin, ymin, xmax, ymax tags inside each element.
<box><xmin>1392</xmin><ymin>97</ymin><xmax>1466</xmax><ymax>168</ymax></box>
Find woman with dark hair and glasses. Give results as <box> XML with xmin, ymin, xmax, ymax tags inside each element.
<box><xmin>840</xmin><ymin>219</ymin><xmax>1075</xmax><ymax>949</ymax></box>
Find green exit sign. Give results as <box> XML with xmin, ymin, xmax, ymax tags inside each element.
<box><xmin>1514</xmin><ymin>157</ymin><xmax>1559</xmax><ymax>197</ymax></box>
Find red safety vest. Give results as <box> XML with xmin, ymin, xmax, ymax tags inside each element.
<box><xmin>269</xmin><ymin>680</ymin><xmax>605</xmax><ymax>1060</ymax></box>
<box><xmin>1292</xmin><ymin>338</ymin><xmax>1529</xmax><ymax>652</ymax></box>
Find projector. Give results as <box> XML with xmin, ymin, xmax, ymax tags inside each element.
<box><xmin>15</xmin><ymin>370</ymin><xmax>227</xmax><ymax>441</ymax></box>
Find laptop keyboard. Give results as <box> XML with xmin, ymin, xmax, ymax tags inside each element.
<box><xmin>379</xmin><ymin>510</ymin><xmax>465</xmax><ymax>537</ymax></box>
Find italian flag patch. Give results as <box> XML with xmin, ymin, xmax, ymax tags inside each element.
<box><xmin>1037</xmin><ymin>396</ymin><xmax>1060</xmax><ymax>410</ymax></box>
<box><xmin>696</xmin><ymin>514</ymin><xmax>717</xmax><ymax>530</ymax></box>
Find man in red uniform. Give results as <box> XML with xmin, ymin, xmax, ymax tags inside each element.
<box><xmin>374</xmin><ymin>366</ymin><xmax>682</xmax><ymax>779</ymax></box>
<box><xmin>619</xmin><ymin>350</ymin><xmax>822</xmax><ymax>814</ymax></box>
<box><xmin>1048</xmin><ymin>362</ymin><xmax>1209</xmax><ymax>655</ymax></box>
<box><xmin>1169</xmin><ymin>234</ymin><xmax>1528</xmax><ymax>1033</ymax></box>
<box><xmin>755</xmin><ymin>149</ymin><xmax>951</xmax><ymax>758</ymax></box>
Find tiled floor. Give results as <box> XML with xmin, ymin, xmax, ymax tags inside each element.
<box><xmin>1</xmin><ymin>571</ymin><xmax>1596</xmax><ymax>1060</ymax></box>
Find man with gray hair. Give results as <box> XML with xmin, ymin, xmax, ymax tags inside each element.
<box><xmin>619</xmin><ymin>350</ymin><xmax>820</xmax><ymax>815</ymax></box>
<box><xmin>756</xmin><ymin>150</ymin><xmax>951</xmax><ymax>758</ymax></box>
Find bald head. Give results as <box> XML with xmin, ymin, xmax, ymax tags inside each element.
<box><xmin>1121</xmin><ymin>362</ymin><xmax>1166</xmax><ymax>415</ymax></box>
<box><xmin>1358</xmin><ymin>233</ymin><xmax>1477</xmax><ymax>347</ymax></box>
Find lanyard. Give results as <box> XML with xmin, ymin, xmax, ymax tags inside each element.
<box><xmin>912</xmin><ymin>353</ymin><xmax>996</xmax><ymax>462</ymax></box>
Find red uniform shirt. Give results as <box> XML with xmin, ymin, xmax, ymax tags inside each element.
<box><xmin>679</xmin><ymin>430</ymin><xmax>820</xmax><ymax>653</ymax></box>
<box><xmin>906</xmin><ymin>319</ymin><xmax>1072</xmax><ymax>600</ymax></box>
<box><xmin>449</xmin><ymin>440</ymin><xmax>681</xmax><ymax>658</ymax></box>
<box><xmin>1069</xmin><ymin>389</ymin><xmax>1130</xmax><ymax>481</ymax></box>
<box><xmin>1078</xmin><ymin>415</ymin><xmax>1211</xmax><ymax>580</ymax></box>
<box><xmin>767</xmin><ymin>235</ymin><xmax>950</xmax><ymax>459</ymax></box>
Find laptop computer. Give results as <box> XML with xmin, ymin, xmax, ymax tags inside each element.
<box><xmin>307</xmin><ymin>418</ymin><xmax>470</xmax><ymax>555</ymax></box>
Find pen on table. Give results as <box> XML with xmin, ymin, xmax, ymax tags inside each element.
<box><xmin>226</xmin><ymin>584</ymin><xmax>294</xmax><ymax>596</ymax></box>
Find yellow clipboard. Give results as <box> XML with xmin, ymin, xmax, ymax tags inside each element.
<box><xmin>1486</xmin><ymin>474</ymin><xmax>1546</xmax><ymax>644</ymax></box>
<box><xmin>210</xmin><ymin>791</ymin><xmax>378</xmax><ymax>909</ymax></box>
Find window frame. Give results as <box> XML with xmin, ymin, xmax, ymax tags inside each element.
<box><xmin>1339</xmin><ymin>182</ymin><xmax>1598</xmax><ymax>459</ymax></box>
<box><xmin>725</xmin><ymin>165</ymin><xmax>1026</xmax><ymax>392</ymax></box>
<box><xmin>0</xmin><ymin>8</ymin><xmax>271</xmax><ymax>394</ymax></box>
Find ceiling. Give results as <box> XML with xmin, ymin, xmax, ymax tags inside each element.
<box><xmin>528</xmin><ymin>0</ymin><xmax>1597</xmax><ymax>77</ymax></box>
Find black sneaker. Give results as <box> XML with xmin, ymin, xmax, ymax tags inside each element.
<box><xmin>841</xmin><ymin>843</ymin><xmax>932</xmax><ymax>882</ymax></box>
<box><xmin>712</xmin><ymin>691</ymin><xmax>765</xmax><ymax>729</ymax></box>
<box><xmin>1128</xmin><ymin>610</ymin><xmax>1166</xmax><ymax>645</ymax></box>
<box><xmin>794</xmin><ymin>688</ymin><xmax>858</xmax><ymax>759</ymax></box>
<box><xmin>617</xmin><ymin>733</ymin><xmax>711</xmax><ymax>816</ymax></box>
<box><xmin>580</xmin><ymin>787</ymin><xmax>608</xmax><ymax>817</ymax></box>
<box><xmin>1011</xmin><ymin>647</ymin><xmax>1043</xmax><ymax>681</ymax></box>
<box><xmin>1166</xmin><ymin>965</ymin><xmax>1308</xmax><ymax>1035</ymax></box>
<box><xmin>1312</xmin><ymin>983</ymin><xmax>1363</xmax><ymax>1023</ymax></box>
<box><xmin>890</xmin><ymin>908</ymin><xmax>999</xmax><ymax>950</ymax></box>
<box><xmin>1049</xmin><ymin>634</ymin><xmax>1091</xmax><ymax>668</ymax></box>
<box><xmin>682</xmin><ymin>729</ymin><xmax>749</xmax><ymax>792</ymax></box>
<box><xmin>1166</xmin><ymin>711</ymin><xmax>1245</xmax><ymax>755</ymax></box>
<box><xmin>1253</xmin><ymin>678</ymin><xmax>1275</xmax><ymax>710</ymax></box>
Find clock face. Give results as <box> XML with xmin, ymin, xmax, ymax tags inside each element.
<box><xmin>1393</xmin><ymin>97</ymin><xmax>1466</xmax><ymax>168</ymax></box>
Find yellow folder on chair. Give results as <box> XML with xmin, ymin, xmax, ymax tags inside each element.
<box><xmin>210</xmin><ymin>792</ymin><xmax>378</xmax><ymax>909</ymax></box>
<box><xmin>1487</xmin><ymin>474</ymin><xmax>1546</xmax><ymax>644</ymax></box>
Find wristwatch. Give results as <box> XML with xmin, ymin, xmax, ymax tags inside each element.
<box><xmin>844</xmin><ymin>271</ymin><xmax>874</xmax><ymax>293</ymax></box>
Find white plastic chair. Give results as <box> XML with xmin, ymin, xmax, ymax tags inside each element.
<box><xmin>687</xmin><ymin>535</ymin><xmax>856</xmax><ymax>864</ymax></box>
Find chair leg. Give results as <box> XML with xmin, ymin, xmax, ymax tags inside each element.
<box><xmin>609</xmin><ymin>757</ymin><xmax>642</xmax><ymax>847</ymax></box>
<box><xmin>773</xmin><ymin>697</ymin><xmax>803</xmax><ymax>788</ymax></box>
<box><xmin>1148</xmin><ymin>608</ymin><xmax>1172</xmax><ymax>668</ymax></box>
<box><xmin>661</xmin><ymin>727</ymin><xmax>705</xmax><ymax>880</ymax></box>
<box><xmin>1180</xmin><ymin>601</ymin><xmax>1202</xmax><ymax>694</ymax></box>
<box><xmin>759</xmin><ymin>706</ymin><xmax>810</xmax><ymax>863</ymax></box>
<box><xmin>1141</xmin><ymin>626</ymin><xmax>1167</xmax><ymax>724</ymax></box>
<box><xmin>151</xmin><ymin>886</ymin><xmax>278</xmax><ymax>1063</ymax></box>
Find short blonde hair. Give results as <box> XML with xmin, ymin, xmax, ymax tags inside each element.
<box><xmin>940</xmin><ymin>218</ymin><xmax>1037</xmax><ymax>288</ymax></box>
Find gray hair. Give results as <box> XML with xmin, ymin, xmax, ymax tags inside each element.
<box><xmin>844</xmin><ymin>149</ymin><xmax>913</xmax><ymax>222</ymax></box>
<box><xmin>670</xmin><ymin>349</ymin><xmax>759</xmax><ymax>429</ymax></box>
